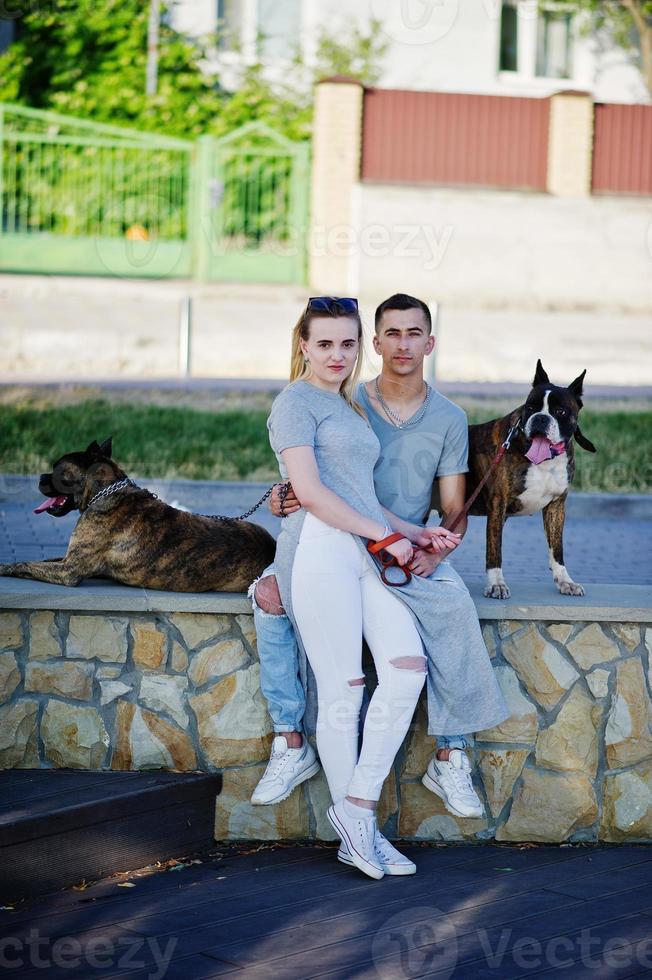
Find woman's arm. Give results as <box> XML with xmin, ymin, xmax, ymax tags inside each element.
<box><xmin>382</xmin><ymin>507</ymin><xmax>462</xmax><ymax>553</ymax></box>
<box><xmin>381</xmin><ymin>508</ymin><xmax>422</xmax><ymax>543</ymax></box>
<box><xmin>282</xmin><ymin>446</ymin><xmax>388</xmax><ymax>541</ymax></box>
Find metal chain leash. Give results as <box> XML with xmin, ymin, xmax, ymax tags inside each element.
<box><xmin>86</xmin><ymin>477</ymin><xmax>137</xmax><ymax>509</ymax></box>
<box><xmin>208</xmin><ymin>485</ymin><xmax>276</xmax><ymax>522</ymax></box>
<box><xmin>86</xmin><ymin>478</ymin><xmax>284</xmax><ymax>523</ymax></box>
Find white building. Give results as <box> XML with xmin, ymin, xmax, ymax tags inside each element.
<box><xmin>169</xmin><ymin>0</ymin><xmax>650</xmax><ymax>104</ymax></box>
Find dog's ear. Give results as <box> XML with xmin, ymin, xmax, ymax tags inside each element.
<box><xmin>98</xmin><ymin>437</ymin><xmax>113</xmax><ymax>458</ymax></box>
<box><xmin>568</xmin><ymin>369</ymin><xmax>587</xmax><ymax>407</ymax></box>
<box><xmin>574</xmin><ymin>425</ymin><xmax>596</xmax><ymax>453</ymax></box>
<box><xmin>533</xmin><ymin>359</ymin><xmax>550</xmax><ymax>387</ymax></box>
<box><xmin>85</xmin><ymin>438</ymin><xmax>112</xmax><ymax>458</ymax></box>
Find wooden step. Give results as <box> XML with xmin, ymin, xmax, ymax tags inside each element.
<box><xmin>0</xmin><ymin>769</ymin><xmax>222</xmax><ymax>900</ymax></box>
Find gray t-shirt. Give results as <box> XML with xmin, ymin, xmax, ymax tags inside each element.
<box><xmin>268</xmin><ymin>380</ymin><xmax>386</xmax><ymax>529</ymax></box>
<box><xmin>356</xmin><ymin>381</ymin><xmax>468</xmax><ymax>525</ymax></box>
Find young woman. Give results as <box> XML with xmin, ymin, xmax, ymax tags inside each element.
<box><xmin>267</xmin><ymin>296</ymin><xmax>462</xmax><ymax>880</ymax></box>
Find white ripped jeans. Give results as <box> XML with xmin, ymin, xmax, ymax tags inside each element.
<box><xmin>291</xmin><ymin>513</ymin><xmax>427</xmax><ymax>803</ymax></box>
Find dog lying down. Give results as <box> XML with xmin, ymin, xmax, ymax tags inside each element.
<box><xmin>0</xmin><ymin>438</ymin><xmax>276</xmax><ymax>592</ymax></box>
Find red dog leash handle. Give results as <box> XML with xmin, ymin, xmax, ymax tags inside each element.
<box><xmin>367</xmin><ymin>533</ymin><xmax>412</xmax><ymax>587</ymax></box>
<box><xmin>367</xmin><ymin>532</ymin><xmax>405</xmax><ymax>554</ymax></box>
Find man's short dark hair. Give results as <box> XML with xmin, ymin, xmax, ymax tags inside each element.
<box><xmin>374</xmin><ymin>293</ymin><xmax>432</xmax><ymax>334</ymax></box>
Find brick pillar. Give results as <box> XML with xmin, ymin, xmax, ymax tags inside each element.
<box><xmin>309</xmin><ymin>77</ymin><xmax>364</xmax><ymax>292</ymax></box>
<box><xmin>546</xmin><ymin>90</ymin><xmax>594</xmax><ymax>197</ymax></box>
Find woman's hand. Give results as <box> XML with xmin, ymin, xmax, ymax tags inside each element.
<box><xmin>269</xmin><ymin>482</ymin><xmax>301</xmax><ymax>517</ymax></box>
<box><xmin>414</xmin><ymin>526</ymin><xmax>462</xmax><ymax>553</ymax></box>
<box><xmin>384</xmin><ymin>536</ymin><xmax>414</xmax><ymax>566</ymax></box>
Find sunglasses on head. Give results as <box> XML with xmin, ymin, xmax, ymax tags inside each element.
<box><xmin>307</xmin><ymin>296</ymin><xmax>359</xmax><ymax>315</ymax></box>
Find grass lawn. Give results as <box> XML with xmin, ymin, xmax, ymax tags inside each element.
<box><xmin>1</xmin><ymin>387</ymin><xmax>651</xmax><ymax>493</ymax></box>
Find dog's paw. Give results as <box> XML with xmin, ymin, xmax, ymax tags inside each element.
<box><xmin>557</xmin><ymin>580</ymin><xmax>584</xmax><ymax>596</ymax></box>
<box><xmin>484</xmin><ymin>583</ymin><xmax>511</xmax><ymax>600</ymax></box>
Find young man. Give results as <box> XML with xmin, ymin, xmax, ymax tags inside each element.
<box><xmin>250</xmin><ymin>293</ymin><xmax>489</xmax><ymax>822</ymax></box>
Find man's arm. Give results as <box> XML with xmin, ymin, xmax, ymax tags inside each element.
<box><xmin>409</xmin><ymin>473</ymin><xmax>467</xmax><ymax>576</ymax></box>
<box><xmin>438</xmin><ymin>473</ymin><xmax>468</xmax><ymax>538</ymax></box>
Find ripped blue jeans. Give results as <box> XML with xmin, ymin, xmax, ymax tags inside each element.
<box><xmin>249</xmin><ymin>567</ymin><xmax>471</xmax><ymax>751</ymax></box>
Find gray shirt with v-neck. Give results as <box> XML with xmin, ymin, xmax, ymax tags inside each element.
<box><xmin>356</xmin><ymin>381</ymin><xmax>469</xmax><ymax>525</ymax></box>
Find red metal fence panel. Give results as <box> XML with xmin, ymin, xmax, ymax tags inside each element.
<box><xmin>361</xmin><ymin>89</ymin><xmax>550</xmax><ymax>191</ymax></box>
<box><xmin>592</xmin><ymin>103</ymin><xmax>652</xmax><ymax>195</ymax></box>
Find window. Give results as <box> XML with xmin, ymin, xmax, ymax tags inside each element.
<box><xmin>257</xmin><ymin>0</ymin><xmax>301</xmax><ymax>60</ymax></box>
<box><xmin>499</xmin><ymin>1</ymin><xmax>518</xmax><ymax>72</ymax></box>
<box><xmin>536</xmin><ymin>10</ymin><xmax>573</xmax><ymax>78</ymax></box>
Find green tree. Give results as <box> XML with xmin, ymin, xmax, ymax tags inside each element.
<box><xmin>0</xmin><ymin>0</ymin><xmax>221</xmax><ymax>138</ymax></box>
<box><xmin>553</xmin><ymin>1</ymin><xmax>652</xmax><ymax>98</ymax></box>
<box><xmin>0</xmin><ymin>2</ymin><xmax>388</xmax><ymax>140</ymax></box>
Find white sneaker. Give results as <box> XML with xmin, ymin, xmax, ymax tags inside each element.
<box><xmin>327</xmin><ymin>801</ymin><xmax>384</xmax><ymax>880</ymax></box>
<box><xmin>338</xmin><ymin>829</ymin><xmax>416</xmax><ymax>875</ymax></box>
<box><xmin>422</xmin><ymin>749</ymin><xmax>484</xmax><ymax>818</ymax></box>
<box><xmin>250</xmin><ymin>736</ymin><xmax>320</xmax><ymax>805</ymax></box>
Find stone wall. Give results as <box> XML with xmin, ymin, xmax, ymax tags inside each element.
<box><xmin>1</xmin><ymin>605</ymin><xmax>652</xmax><ymax>844</ymax></box>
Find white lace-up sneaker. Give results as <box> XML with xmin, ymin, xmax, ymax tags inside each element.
<box><xmin>338</xmin><ymin>829</ymin><xmax>416</xmax><ymax>875</ymax></box>
<box><xmin>422</xmin><ymin>749</ymin><xmax>484</xmax><ymax>818</ymax></box>
<box><xmin>327</xmin><ymin>801</ymin><xmax>384</xmax><ymax>880</ymax></box>
<box><xmin>250</xmin><ymin>736</ymin><xmax>320</xmax><ymax>805</ymax></box>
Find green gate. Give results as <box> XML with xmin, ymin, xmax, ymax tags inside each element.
<box><xmin>0</xmin><ymin>104</ymin><xmax>194</xmax><ymax>278</ymax></box>
<box><xmin>194</xmin><ymin>122</ymin><xmax>310</xmax><ymax>284</ymax></box>
<box><xmin>0</xmin><ymin>106</ymin><xmax>309</xmax><ymax>283</ymax></box>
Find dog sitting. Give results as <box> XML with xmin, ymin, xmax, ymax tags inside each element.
<box><xmin>464</xmin><ymin>360</ymin><xmax>596</xmax><ymax>599</ymax></box>
<box><xmin>0</xmin><ymin>438</ymin><xmax>276</xmax><ymax>592</ymax></box>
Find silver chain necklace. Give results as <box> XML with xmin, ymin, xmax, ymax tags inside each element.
<box><xmin>374</xmin><ymin>377</ymin><xmax>432</xmax><ymax>429</ymax></box>
<box><xmin>86</xmin><ymin>477</ymin><xmax>136</xmax><ymax>510</ymax></box>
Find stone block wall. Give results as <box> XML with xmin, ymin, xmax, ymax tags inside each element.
<box><xmin>1</xmin><ymin>608</ymin><xmax>652</xmax><ymax>844</ymax></box>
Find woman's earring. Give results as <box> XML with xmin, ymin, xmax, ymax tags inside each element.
<box><xmin>304</xmin><ymin>356</ymin><xmax>310</xmax><ymax>365</ymax></box>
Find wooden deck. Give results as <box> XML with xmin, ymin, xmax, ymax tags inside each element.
<box><xmin>0</xmin><ymin>770</ymin><xmax>222</xmax><ymax>899</ymax></box>
<box><xmin>3</xmin><ymin>841</ymin><xmax>652</xmax><ymax>978</ymax></box>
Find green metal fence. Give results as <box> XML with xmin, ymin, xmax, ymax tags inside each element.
<box><xmin>0</xmin><ymin>105</ymin><xmax>309</xmax><ymax>283</ymax></box>
<box><xmin>199</xmin><ymin>123</ymin><xmax>310</xmax><ymax>284</ymax></box>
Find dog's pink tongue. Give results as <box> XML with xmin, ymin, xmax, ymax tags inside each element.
<box><xmin>525</xmin><ymin>436</ymin><xmax>553</xmax><ymax>465</ymax></box>
<box><xmin>34</xmin><ymin>496</ymin><xmax>66</xmax><ymax>514</ymax></box>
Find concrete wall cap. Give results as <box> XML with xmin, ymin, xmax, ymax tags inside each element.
<box><xmin>316</xmin><ymin>75</ymin><xmax>365</xmax><ymax>87</ymax></box>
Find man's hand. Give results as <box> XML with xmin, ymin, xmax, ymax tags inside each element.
<box><xmin>414</xmin><ymin>526</ymin><xmax>462</xmax><ymax>553</ymax></box>
<box><xmin>409</xmin><ymin>548</ymin><xmax>445</xmax><ymax>577</ymax></box>
<box><xmin>269</xmin><ymin>482</ymin><xmax>301</xmax><ymax>518</ymax></box>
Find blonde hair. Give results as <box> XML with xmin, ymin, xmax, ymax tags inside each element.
<box><xmin>290</xmin><ymin>304</ymin><xmax>366</xmax><ymax>418</ymax></box>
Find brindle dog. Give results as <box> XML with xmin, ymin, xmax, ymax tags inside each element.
<box><xmin>0</xmin><ymin>438</ymin><xmax>276</xmax><ymax>592</ymax></box>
